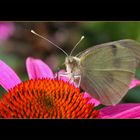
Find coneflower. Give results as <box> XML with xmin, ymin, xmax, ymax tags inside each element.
<box><xmin>0</xmin><ymin>57</ymin><xmax>99</xmax><ymax>118</ymax></box>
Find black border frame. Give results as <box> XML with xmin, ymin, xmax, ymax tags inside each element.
<box><xmin>0</xmin><ymin>3</ymin><xmax>140</xmax><ymax>138</ymax></box>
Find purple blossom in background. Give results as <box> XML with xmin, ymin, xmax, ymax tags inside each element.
<box><xmin>0</xmin><ymin>22</ymin><xmax>15</xmax><ymax>41</ymax></box>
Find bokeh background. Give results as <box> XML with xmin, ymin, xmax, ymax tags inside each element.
<box><xmin>0</xmin><ymin>21</ymin><xmax>140</xmax><ymax>103</ymax></box>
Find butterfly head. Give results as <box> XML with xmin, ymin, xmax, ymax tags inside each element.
<box><xmin>65</xmin><ymin>56</ymin><xmax>80</xmax><ymax>73</ymax></box>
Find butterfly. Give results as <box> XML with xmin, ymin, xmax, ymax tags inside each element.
<box><xmin>31</xmin><ymin>30</ymin><xmax>140</xmax><ymax>106</ymax></box>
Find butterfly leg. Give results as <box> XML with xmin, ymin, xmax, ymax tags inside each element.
<box><xmin>58</xmin><ymin>72</ymin><xmax>81</xmax><ymax>87</ymax></box>
<box><xmin>58</xmin><ymin>72</ymin><xmax>76</xmax><ymax>84</ymax></box>
<box><xmin>57</xmin><ymin>72</ymin><xmax>70</xmax><ymax>79</ymax></box>
<box><xmin>74</xmin><ymin>75</ymin><xmax>81</xmax><ymax>87</ymax></box>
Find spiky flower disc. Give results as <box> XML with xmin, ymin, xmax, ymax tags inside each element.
<box><xmin>0</xmin><ymin>78</ymin><xmax>99</xmax><ymax>118</ymax></box>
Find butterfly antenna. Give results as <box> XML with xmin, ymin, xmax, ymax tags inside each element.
<box><xmin>31</xmin><ymin>30</ymin><xmax>68</xmax><ymax>57</ymax></box>
<box><xmin>69</xmin><ymin>36</ymin><xmax>85</xmax><ymax>56</ymax></box>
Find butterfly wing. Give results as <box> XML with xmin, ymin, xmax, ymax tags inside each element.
<box><xmin>79</xmin><ymin>41</ymin><xmax>137</xmax><ymax>105</ymax></box>
<box><xmin>78</xmin><ymin>39</ymin><xmax>140</xmax><ymax>66</ymax></box>
<box><xmin>115</xmin><ymin>39</ymin><xmax>140</xmax><ymax>65</ymax></box>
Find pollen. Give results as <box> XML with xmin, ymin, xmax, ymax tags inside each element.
<box><xmin>0</xmin><ymin>78</ymin><xmax>99</xmax><ymax>118</ymax></box>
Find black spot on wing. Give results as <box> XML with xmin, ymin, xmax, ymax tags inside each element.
<box><xmin>110</xmin><ymin>45</ymin><xmax>117</xmax><ymax>56</ymax></box>
<box><xmin>110</xmin><ymin>45</ymin><xmax>121</xmax><ymax>68</ymax></box>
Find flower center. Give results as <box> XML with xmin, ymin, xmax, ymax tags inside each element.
<box><xmin>0</xmin><ymin>78</ymin><xmax>99</xmax><ymax>118</ymax></box>
<box><xmin>44</xmin><ymin>97</ymin><xmax>53</xmax><ymax>108</ymax></box>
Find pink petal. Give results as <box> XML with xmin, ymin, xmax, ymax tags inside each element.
<box><xmin>56</xmin><ymin>70</ymin><xmax>69</xmax><ymax>82</ymax></box>
<box><xmin>83</xmin><ymin>92</ymin><xmax>100</xmax><ymax>106</ymax></box>
<box><xmin>0</xmin><ymin>60</ymin><xmax>21</xmax><ymax>91</ymax></box>
<box><xmin>26</xmin><ymin>57</ymin><xmax>54</xmax><ymax>79</ymax></box>
<box><xmin>129</xmin><ymin>78</ymin><xmax>140</xmax><ymax>89</ymax></box>
<box><xmin>99</xmin><ymin>103</ymin><xmax>140</xmax><ymax>118</ymax></box>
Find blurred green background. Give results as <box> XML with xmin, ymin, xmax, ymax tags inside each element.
<box><xmin>0</xmin><ymin>21</ymin><xmax>140</xmax><ymax>103</ymax></box>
